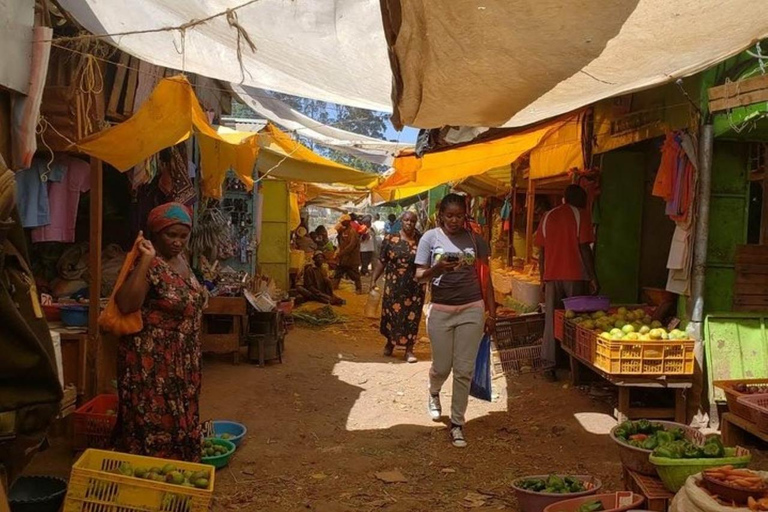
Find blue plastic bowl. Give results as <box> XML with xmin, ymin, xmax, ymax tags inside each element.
<box><xmin>9</xmin><ymin>476</ymin><xmax>68</xmax><ymax>512</ymax></box>
<box><xmin>59</xmin><ymin>305</ymin><xmax>89</xmax><ymax>327</ymax></box>
<box><xmin>213</xmin><ymin>420</ymin><xmax>247</xmax><ymax>447</ymax></box>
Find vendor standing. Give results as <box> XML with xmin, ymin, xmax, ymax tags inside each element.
<box><xmin>332</xmin><ymin>214</ymin><xmax>363</xmax><ymax>293</ymax></box>
<box><xmin>114</xmin><ymin>202</ymin><xmax>205</xmax><ymax>461</ymax></box>
<box><xmin>536</xmin><ymin>185</ymin><xmax>598</xmax><ymax>380</ymax></box>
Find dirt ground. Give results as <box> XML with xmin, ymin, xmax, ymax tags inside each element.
<box><xmin>27</xmin><ymin>285</ymin><xmax>768</xmax><ymax>511</ymax></box>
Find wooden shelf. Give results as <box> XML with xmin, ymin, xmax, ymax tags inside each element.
<box><xmin>721</xmin><ymin>412</ymin><xmax>768</xmax><ymax>446</ymax></box>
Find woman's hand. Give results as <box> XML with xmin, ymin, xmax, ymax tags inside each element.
<box><xmin>431</xmin><ymin>258</ymin><xmax>458</xmax><ymax>276</ymax></box>
<box><xmin>485</xmin><ymin>315</ymin><xmax>496</xmax><ymax>334</ymax></box>
<box><xmin>136</xmin><ymin>231</ymin><xmax>156</xmax><ymax>260</ymax></box>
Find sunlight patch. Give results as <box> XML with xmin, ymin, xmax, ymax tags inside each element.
<box><xmin>332</xmin><ymin>360</ymin><xmax>508</xmax><ymax>431</ymax></box>
<box><xmin>573</xmin><ymin>412</ymin><xmax>616</xmax><ymax>435</ymax></box>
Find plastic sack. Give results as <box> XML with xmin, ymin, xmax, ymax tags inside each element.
<box><xmin>470</xmin><ymin>334</ymin><xmax>492</xmax><ymax>401</ymax></box>
<box><xmin>98</xmin><ymin>237</ymin><xmax>143</xmax><ymax>336</ymax></box>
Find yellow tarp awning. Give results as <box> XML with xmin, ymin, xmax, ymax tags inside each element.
<box><xmin>74</xmin><ymin>75</ymin><xmax>378</xmax><ymax>198</ymax></box>
<box><xmin>375</xmin><ymin>111</ymin><xmax>584</xmax><ymax>201</ymax></box>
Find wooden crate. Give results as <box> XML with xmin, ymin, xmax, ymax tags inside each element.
<box><xmin>623</xmin><ymin>469</ymin><xmax>674</xmax><ymax>512</ymax></box>
<box><xmin>734</xmin><ymin>245</ymin><xmax>768</xmax><ymax>312</ymax></box>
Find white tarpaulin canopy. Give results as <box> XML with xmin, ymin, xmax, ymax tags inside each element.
<box><xmin>60</xmin><ymin>0</ymin><xmax>768</xmax><ymax>130</ymax></box>
<box><xmin>58</xmin><ymin>0</ymin><xmax>394</xmax><ymax>112</ymax></box>
<box><xmin>229</xmin><ymin>84</ymin><xmax>408</xmax><ymax>166</ymax></box>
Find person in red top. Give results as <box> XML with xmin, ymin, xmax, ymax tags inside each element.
<box><xmin>535</xmin><ymin>184</ymin><xmax>598</xmax><ymax>380</ymax></box>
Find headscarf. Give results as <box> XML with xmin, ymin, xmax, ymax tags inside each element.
<box><xmin>338</xmin><ymin>214</ymin><xmax>352</xmax><ymax>223</ymax></box>
<box><xmin>147</xmin><ymin>202</ymin><xmax>192</xmax><ymax>233</ymax></box>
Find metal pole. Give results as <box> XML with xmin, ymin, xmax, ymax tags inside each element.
<box><xmin>687</xmin><ymin>124</ymin><xmax>714</xmax><ymax>424</ymax></box>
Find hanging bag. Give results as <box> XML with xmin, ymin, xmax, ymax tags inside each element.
<box><xmin>98</xmin><ymin>237</ymin><xmax>143</xmax><ymax>336</ymax></box>
<box><xmin>470</xmin><ymin>334</ymin><xmax>493</xmax><ymax>401</ymax></box>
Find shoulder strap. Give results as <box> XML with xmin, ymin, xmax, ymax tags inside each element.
<box><xmin>540</xmin><ymin>210</ymin><xmax>552</xmax><ymax>239</ymax></box>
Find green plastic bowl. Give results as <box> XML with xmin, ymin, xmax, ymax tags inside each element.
<box><xmin>649</xmin><ymin>447</ymin><xmax>752</xmax><ymax>493</ymax></box>
<box><xmin>201</xmin><ymin>437</ymin><xmax>236</xmax><ymax>469</ymax></box>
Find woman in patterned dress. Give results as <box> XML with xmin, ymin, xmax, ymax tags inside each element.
<box><xmin>371</xmin><ymin>211</ymin><xmax>425</xmax><ymax>363</ymax></box>
<box><xmin>114</xmin><ymin>202</ymin><xmax>206</xmax><ymax>461</ymax></box>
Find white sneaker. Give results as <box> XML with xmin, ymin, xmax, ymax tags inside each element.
<box><xmin>450</xmin><ymin>425</ymin><xmax>467</xmax><ymax>448</ymax></box>
<box><xmin>428</xmin><ymin>393</ymin><xmax>442</xmax><ymax>421</ymax></box>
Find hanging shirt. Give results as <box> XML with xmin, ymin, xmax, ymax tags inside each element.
<box><xmin>14</xmin><ymin>159</ymin><xmax>66</xmax><ymax>228</ymax></box>
<box><xmin>535</xmin><ymin>204</ymin><xmax>594</xmax><ymax>282</ymax></box>
<box><xmin>31</xmin><ymin>157</ymin><xmax>90</xmax><ymax>243</ymax></box>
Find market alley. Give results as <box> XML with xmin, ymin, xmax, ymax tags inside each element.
<box><xmin>199</xmin><ymin>288</ymin><xmax>624</xmax><ymax>511</ymax></box>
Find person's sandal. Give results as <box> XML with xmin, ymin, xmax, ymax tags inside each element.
<box><xmin>405</xmin><ymin>351</ymin><xmax>418</xmax><ymax>363</ymax></box>
<box><xmin>383</xmin><ymin>344</ymin><xmax>394</xmax><ymax>357</ymax></box>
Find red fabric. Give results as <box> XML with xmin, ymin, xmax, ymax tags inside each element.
<box><xmin>535</xmin><ymin>204</ymin><xmax>594</xmax><ymax>281</ymax></box>
<box><xmin>653</xmin><ymin>133</ymin><xmax>678</xmax><ymax>201</ymax></box>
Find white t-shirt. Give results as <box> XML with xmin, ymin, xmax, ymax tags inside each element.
<box><xmin>360</xmin><ymin>226</ymin><xmax>376</xmax><ymax>252</ymax></box>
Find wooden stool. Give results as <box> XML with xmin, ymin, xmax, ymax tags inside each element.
<box><xmin>201</xmin><ymin>297</ymin><xmax>247</xmax><ymax>364</ymax></box>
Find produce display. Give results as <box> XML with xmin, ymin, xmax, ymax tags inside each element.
<box><xmin>613</xmin><ymin>420</ymin><xmax>686</xmax><ymax>450</ymax></box>
<box><xmin>109</xmin><ymin>462</ymin><xmax>210</xmax><ymax>489</ymax></box>
<box><xmin>733</xmin><ymin>383</ymin><xmax>768</xmax><ymax>395</ymax></box>
<box><xmin>701</xmin><ymin>466</ymin><xmax>768</xmax><ymax>510</ymax></box>
<box><xmin>202</xmin><ymin>439</ymin><xmax>230</xmax><ymax>458</ymax></box>
<box><xmin>565</xmin><ymin>307</ymin><xmax>689</xmax><ymax>342</ymax></box>
<box><xmin>516</xmin><ymin>475</ymin><xmax>590</xmax><ymax>494</ymax></box>
<box><xmin>652</xmin><ymin>434</ymin><xmax>727</xmax><ymax>459</ymax></box>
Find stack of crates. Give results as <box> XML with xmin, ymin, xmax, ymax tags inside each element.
<box><xmin>491</xmin><ymin>312</ymin><xmax>546</xmax><ymax>377</ymax></box>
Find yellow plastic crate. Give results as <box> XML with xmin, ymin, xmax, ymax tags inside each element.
<box><xmin>594</xmin><ymin>339</ymin><xmax>695</xmax><ymax>375</ymax></box>
<box><xmin>64</xmin><ymin>449</ymin><xmax>215</xmax><ymax>512</ymax></box>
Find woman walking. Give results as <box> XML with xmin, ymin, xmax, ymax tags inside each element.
<box><xmin>371</xmin><ymin>211</ymin><xmax>425</xmax><ymax>363</ymax></box>
<box><xmin>415</xmin><ymin>194</ymin><xmax>495</xmax><ymax>448</ymax></box>
<box><xmin>114</xmin><ymin>202</ymin><xmax>206</xmax><ymax>461</ymax></box>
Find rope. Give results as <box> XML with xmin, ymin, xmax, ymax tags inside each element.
<box><xmin>47</xmin><ymin>0</ymin><xmax>262</xmax><ymax>44</ymax></box>
<box><xmin>226</xmin><ymin>8</ymin><xmax>257</xmax><ymax>83</ymax></box>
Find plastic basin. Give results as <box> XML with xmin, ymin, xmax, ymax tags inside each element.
<box><xmin>511</xmin><ymin>475</ymin><xmax>602</xmax><ymax>512</ymax></box>
<box><xmin>542</xmin><ymin>492</ymin><xmax>645</xmax><ymax>512</ymax></box>
<box><xmin>609</xmin><ymin>420</ymin><xmax>704</xmax><ymax>476</ymax></box>
<box><xmin>649</xmin><ymin>447</ymin><xmax>752</xmax><ymax>493</ymax></box>
<box><xmin>9</xmin><ymin>476</ymin><xmax>68</xmax><ymax>512</ymax></box>
<box><xmin>201</xmin><ymin>437</ymin><xmax>236</xmax><ymax>469</ymax></box>
<box><xmin>60</xmin><ymin>304</ymin><xmax>89</xmax><ymax>327</ymax></box>
<box><xmin>213</xmin><ymin>420</ymin><xmax>247</xmax><ymax>447</ymax></box>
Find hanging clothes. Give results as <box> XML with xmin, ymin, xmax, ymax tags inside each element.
<box><xmin>15</xmin><ymin>158</ymin><xmax>66</xmax><ymax>228</ymax></box>
<box><xmin>31</xmin><ymin>157</ymin><xmax>91</xmax><ymax>243</ymax></box>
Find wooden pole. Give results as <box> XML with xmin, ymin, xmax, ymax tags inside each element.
<box><xmin>525</xmin><ymin>178</ymin><xmax>536</xmax><ymax>263</ymax></box>
<box><xmin>87</xmin><ymin>158</ymin><xmax>103</xmax><ymax>398</ymax></box>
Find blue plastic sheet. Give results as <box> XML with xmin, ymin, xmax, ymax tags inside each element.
<box><xmin>470</xmin><ymin>334</ymin><xmax>492</xmax><ymax>402</ymax></box>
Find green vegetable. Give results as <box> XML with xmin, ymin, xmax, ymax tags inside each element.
<box><xmin>518</xmin><ymin>475</ymin><xmax>586</xmax><ymax>494</ymax></box>
<box><xmin>653</xmin><ymin>446</ymin><xmax>678</xmax><ymax>459</ymax></box>
<box><xmin>574</xmin><ymin>501</ymin><xmax>605</xmax><ymax>512</ymax></box>
<box><xmin>636</xmin><ymin>419</ymin><xmax>652</xmax><ymax>434</ymax></box>
<box><xmin>655</xmin><ymin>430</ymin><xmax>674</xmax><ymax>445</ymax></box>
<box><xmin>641</xmin><ymin>436</ymin><xmax>659</xmax><ymax>450</ymax></box>
<box><xmin>668</xmin><ymin>427</ymin><xmax>685</xmax><ymax>440</ymax></box>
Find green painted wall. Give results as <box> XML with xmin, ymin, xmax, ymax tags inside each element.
<box><xmin>595</xmin><ymin>151</ymin><xmax>646</xmax><ymax>304</ymax></box>
<box><xmin>705</xmin><ymin>141</ymin><xmax>749</xmax><ymax>313</ymax></box>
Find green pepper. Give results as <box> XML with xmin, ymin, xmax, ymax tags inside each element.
<box><xmin>655</xmin><ymin>430</ymin><xmax>674</xmax><ymax>445</ymax></box>
<box><xmin>683</xmin><ymin>442</ymin><xmax>704</xmax><ymax>459</ymax></box>
<box><xmin>614</xmin><ymin>427</ymin><xmax>628</xmax><ymax>440</ymax></box>
<box><xmin>702</xmin><ymin>443</ymin><xmax>722</xmax><ymax>458</ymax></box>
<box><xmin>668</xmin><ymin>427</ymin><xmax>685</xmax><ymax>440</ymax></box>
<box><xmin>641</xmin><ymin>436</ymin><xmax>659</xmax><ymax>450</ymax></box>
<box><xmin>636</xmin><ymin>419</ymin><xmax>652</xmax><ymax>434</ymax></box>
<box><xmin>620</xmin><ymin>420</ymin><xmax>637</xmax><ymax>436</ymax></box>
<box><xmin>650</xmin><ymin>422</ymin><xmax>665</xmax><ymax>433</ymax></box>
<box><xmin>546</xmin><ymin>475</ymin><xmax>565</xmax><ymax>491</ymax></box>
<box><xmin>653</xmin><ymin>445</ymin><xmax>678</xmax><ymax>459</ymax></box>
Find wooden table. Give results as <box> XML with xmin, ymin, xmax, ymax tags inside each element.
<box><xmin>721</xmin><ymin>412</ymin><xmax>768</xmax><ymax>446</ymax></box>
<box><xmin>201</xmin><ymin>296</ymin><xmax>247</xmax><ymax>364</ymax></box>
<box><xmin>560</xmin><ymin>342</ymin><xmax>692</xmax><ymax>424</ymax></box>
